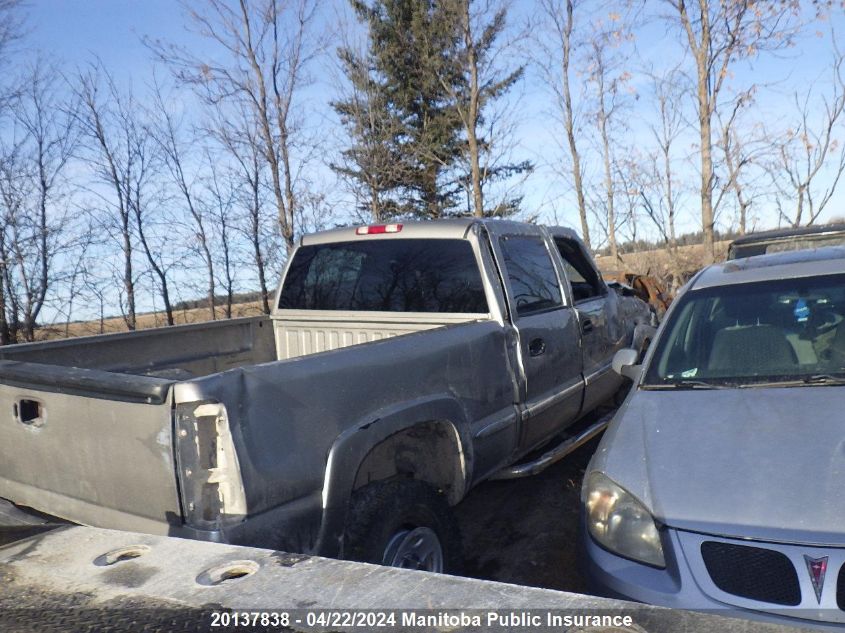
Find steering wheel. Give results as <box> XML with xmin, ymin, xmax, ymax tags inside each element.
<box><xmin>812</xmin><ymin>309</ymin><xmax>841</xmax><ymax>335</ymax></box>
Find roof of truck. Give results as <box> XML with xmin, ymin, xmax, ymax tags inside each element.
<box><xmin>691</xmin><ymin>246</ymin><xmax>845</xmax><ymax>290</ymax></box>
<box><xmin>302</xmin><ymin>219</ymin><xmax>475</xmax><ymax>245</ymax></box>
<box><xmin>300</xmin><ymin>218</ymin><xmax>583</xmax><ymax>246</ymax></box>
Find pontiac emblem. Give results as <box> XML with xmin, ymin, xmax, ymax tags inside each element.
<box><xmin>804</xmin><ymin>555</ymin><xmax>829</xmax><ymax>603</ymax></box>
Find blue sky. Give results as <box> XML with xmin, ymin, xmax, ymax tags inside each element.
<box><xmin>28</xmin><ymin>1</ymin><xmax>196</xmax><ymax>69</ymax></box>
<box><xmin>4</xmin><ymin>0</ymin><xmax>843</xmax><ymax>324</ymax></box>
<box><xmin>20</xmin><ymin>1</ymin><xmax>845</xmax><ymax>241</ymax></box>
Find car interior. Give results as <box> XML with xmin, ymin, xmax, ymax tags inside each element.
<box><xmin>654</xmin><ymin>278</ymin><xmax>845</xmax><ymax>382</ymax></box>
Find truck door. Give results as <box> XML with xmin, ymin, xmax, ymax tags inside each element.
<box><xmin>551</xmin><ymin>235</ymin><xmax>625</xmax><ymax>413</ymax></box>
<box><xmin>487</xmin><ymin>226</ymin><xmax>584</xmax><ymax>452</ymax></box>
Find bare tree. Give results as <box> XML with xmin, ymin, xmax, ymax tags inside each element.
<box><xmin>75</xmin><ymin>62</ymin><xmax>153</xmax><ymax>330</ymax></box>
<box><xmin>651</xmin><ymin>69</ymin><xmax>684</xmax><ymax>251</ymax></box>
<box><xmin>210</xmin><ymin>104</ymin><xmax>273</xmax><ymax>313</ymax></box>
<box><xmin>636</xmin><ymin>66</ymin><xmax>688</xmax><ymax>286</ymax></box>
<box><xmin>0</xmin><ymin>0</ymin><xmax>25</xmax><ymax>74</ymax></box>
<box><xmin>129</xmin><ymin>142</ymin><xmax>175</xmax><ymax>328</ymax></box>
<box><xmin>538</xmin><ymin>0</ymin><xmax>591</xmax><ymax>249</ymax></box>
<box><xmin>615</xmin><ymin>154</ymin><xmax>645</xmax><ymax>247</ymax></box>
<box><xmin>0</xmin><ymin>61</ymin><xmax>79</xmax><ymax>342</ymax></box>
<box><xmin>149</xmin><ymin>0</ymin><xmax>320</xmax><ymax>253</ymax></box>
<box><xmin>204</xmin><ymin>153</ymin><xmax>237</xmax><ymax>319</ymax></box>
<box><xmin>60</xmin><ymin>230</ymin><xmax>96</xmax><ymax>338</ymax></box>
<box><xmin>149</xmin><ymin>80</ymin><xmax>215</xmax><ymax>321</ymax></box>
<box><xmin>443</xmin><ymin>0</ymin><xmax>530</xmax><ymax>217</ymax></box>
<box><xmin>0</xmin><ymin>142</ymin><xmax>24</xmax><ymax>343</ymax></box>
<box><xmin>772</xmin><ymin>38</ymin><xmax>845</xmax><ymax>227</ymax></box>
<box><xmin>553</xmin><ymin>5</ymin><xmax>638</xmax><ymax>261</ymax></box>
<box><xmin>714</xmin><ymin>87</ymin><xmax>774</xmax><ymax>235</ymax></box>
<box><xmin>587</xmin><ymin>25</ymin><xmax>632</xmax><ymax>263</ymax></box>
<box><xmin>666</xmin><ymin>0</ymin><xmax>800</xmax><ymax>262</ymax></box>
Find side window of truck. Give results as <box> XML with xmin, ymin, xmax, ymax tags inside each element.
<box><xmin>499</xmin><ymin>236</ymin><xmax>563</xmax><ymax>317</ymax></box>
<box><xmin>554</xmin><ymin>238</ymin><xmax>606</xmax><ymax>303</ymax></box>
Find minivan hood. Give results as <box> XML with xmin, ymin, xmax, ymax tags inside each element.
<box><xmin>601</xmin><ymin>386</ymin><xmax>845</xmax><ymax>545</ymax></box>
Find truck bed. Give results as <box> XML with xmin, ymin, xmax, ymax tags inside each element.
<box><xmin>0</xmin><ymin>316</ymin><xmax>276</xmax><ymax>380</ymax></box>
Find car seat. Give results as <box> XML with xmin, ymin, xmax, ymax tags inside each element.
<box><xmin>708</xmin><ymin>325</ymin><xmax>797</xmax><ymax>375</ymax></box>
<box><xmin>824</xmin><ymin>321</ymin><xmax>845</xmax><ymax>370</ymax></box>
<box><xmin>707</xmin><ymin>294</ymin><xmax>797</xmax><ymax>374</ymax></box>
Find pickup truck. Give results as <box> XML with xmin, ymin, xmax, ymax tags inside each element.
<box><xmin>0</xmin><ymin>219</ymin><xmax>654</xmax><ymax>573</ymax></box>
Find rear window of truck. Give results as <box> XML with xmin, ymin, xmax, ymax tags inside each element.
<box><xmin>278</xmin><ymin>239</ymin><xmax>489</xmax><ymax>313</ymax></box>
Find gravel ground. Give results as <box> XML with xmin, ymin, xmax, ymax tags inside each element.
<box><xmin>454</xmin><ymin>429</ymin><xmax>603</xmax><ymax>594</ymax></box>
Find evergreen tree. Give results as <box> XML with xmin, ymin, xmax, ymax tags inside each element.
<box><xmin>333</xmin><ymin>0</ymin><xmax>529</xmax><ymax>219</ymax></box>
<box><xmin>335</xmin><ymin>0</ymin><xmax>464</xmax><ymax>218</ymax></box>
<box><xmin>448</xmin><ymin>0</ymin><xmax>532</xmax><ymax>217</ymax></box>
<box><xmin>331</xmin><ymin>48</ymin><xmax>407</xmax><ymax>221</ymax></box>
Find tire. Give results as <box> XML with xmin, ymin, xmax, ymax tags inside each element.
<box><xmin>342</xmin><ymin>479</ymin><xmax>463</xmax><ymax>575</ymax></box>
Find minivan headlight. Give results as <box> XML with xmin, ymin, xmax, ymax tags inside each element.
<box><xmin>584</xmin><ymin>472</ymin><xmax>665</xmax><ymax>568</ymax></box>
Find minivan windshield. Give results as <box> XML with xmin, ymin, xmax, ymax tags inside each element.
<box><xmin>643</xmin><ymin>274</ymin><xmax>845</xmax><ymax>388</ymax></box>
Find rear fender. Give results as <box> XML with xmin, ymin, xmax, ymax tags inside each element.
<box><xmin>314</xmin><ymin>396</ymin><xmax>470</xmax><ymax>557</ymax></box>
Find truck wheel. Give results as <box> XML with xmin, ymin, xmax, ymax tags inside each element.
<box><xmin>343</xmin><ymin>479</ymin><xmax>463</xmax><ymax>575</ymax></box>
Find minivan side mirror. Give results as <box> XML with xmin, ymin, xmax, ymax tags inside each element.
<box><xmin>612</xmin><ymin>348</ymin><xmax>642</xmax><ymax>381</ymax></box>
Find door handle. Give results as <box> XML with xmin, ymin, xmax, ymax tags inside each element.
<box><xmin>582</xmin><ymin>319</ymin><xmax>594</xmax><ymax>334</ymax></box>
<box><xmin>529</xmin><ymin>338</ymin><xmax>546</xmax><ymax>356</ymax></box>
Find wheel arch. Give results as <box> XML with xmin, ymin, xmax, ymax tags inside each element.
<box><xmin>314</xmin><ymin>396</ymin><xmax>471</xmax><ymax>557</ymax></box>
<box><xmin>351</xmin><ymin>419</ymin><xmax>467</xmax><ymax>505</ymax></box>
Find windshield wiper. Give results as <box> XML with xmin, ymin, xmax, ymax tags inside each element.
<box><xmin>642</xmin><ymin>380</ymin><xmax>732</xmax><ymax>390</ymax></box>
<box><xmin>738</xmin><ymin>374</ymin><xmax>845</xmax><ymax>388</ymax></box>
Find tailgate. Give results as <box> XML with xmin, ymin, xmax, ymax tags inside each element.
<box><xmin>0</xmin><ymin>361</ymin><xmax>180</xmax><ymax>534</ymax></box>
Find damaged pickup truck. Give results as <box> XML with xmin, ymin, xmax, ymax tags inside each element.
<box><xmin>0</xmin><ymin>219</ymin><xmax>653</xmax><ymax>573</ymax></box>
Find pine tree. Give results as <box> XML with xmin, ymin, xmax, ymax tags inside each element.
<box><xmin>333</xmin><ymin>0</ymin><xmax>529</xmax><ymax>220</ymax></box>
<box><xmin>331</xmin><ymin>48</ymin><xmax>406</xmax><ymax>221</ymax></box>
<box><xmin>448</xmin><ymin>0</ymin><xmax>532</xmax><ymax>217</ymax></box>
<box><xmin>335</xmin><ymin>0</ymin><xmax>464</xmax><ymax>218</ymax></box>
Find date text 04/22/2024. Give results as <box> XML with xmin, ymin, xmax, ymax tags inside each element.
<box><xmin>208</xmin><ymin>610</ymin><xmax>638</xmax><ymax>630</ymax></box>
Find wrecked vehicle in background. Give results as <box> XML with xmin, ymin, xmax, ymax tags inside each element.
<box><xmin>728</xmin><ymin>222</ymin><xmax>845</xmax><ymax>260</ymax></box>
<box><xmin>603</xmin><ymin>271</ymin><xmax>672</xmax><ymax>319</ymax></box>
<box><xmin>583</xmin><ymin>246</ymin><xmax>845</xmax><ymax>628</ymax></box>
<box><xmin>0</xmin><ymin>219</ymin><xmax>654</xmax><ymax>574</ymax></box>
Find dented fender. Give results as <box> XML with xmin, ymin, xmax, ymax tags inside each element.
<box><xmin>315</xmin><ymin>395</ymin><xmax>470</xmax><ymax>557</ymax></box>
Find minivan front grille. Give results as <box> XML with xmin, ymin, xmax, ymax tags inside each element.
<box><xmin>701</xmin><ymin>541</ymin><xmax>801</xmax><ymax>606</ymax></box>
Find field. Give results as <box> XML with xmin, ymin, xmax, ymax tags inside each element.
<box><xmin>594</xmin><ymin>240</ymin><xmax>730</xmax><ymax>289</ymax></box>
<box><xmin>34</xmin><ymin>301</ymin><xmax>268</xmax><ymax>342</ymax></box>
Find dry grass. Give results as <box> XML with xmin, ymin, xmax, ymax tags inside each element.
<box><xmin>34</xmin><ymin>301</ymin><xmax>268</xmax><ymax>342</ymax></box>
<box><xmin>594</xmin><ymin>240</ymin><xmax>731</xmax><ymax>290</ymax></box>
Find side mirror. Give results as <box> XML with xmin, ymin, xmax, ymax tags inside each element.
<box><xmin>612</xmin><ymin>348</ymin><xmax>642</xmax><ymax>381</ymax></box>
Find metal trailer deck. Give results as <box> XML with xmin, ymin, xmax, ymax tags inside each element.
<box><xmin>0</xmin><ymin>521</ymin><xmax>814</xmax><ymax>633</ymax></box>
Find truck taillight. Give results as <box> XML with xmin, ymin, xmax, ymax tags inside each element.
<box><xmin>175</xmin><ymin>401</ymin><xmax>246</xmax><ymax>531</ymax></box>
<box><xmin>355</xmin><ymin>223</ymin><xmax>403</xmax><ymax>235</ymax></box>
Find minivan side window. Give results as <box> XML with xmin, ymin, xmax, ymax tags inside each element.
<box><xmin>554</xmin><ymin>238</ymin><xmax>606</xmax><ymax>303</ymax></box>
<box><xmin>499</xmin><ymin>236</ymin><xmax>563</xmax><ymax>316</ymax></box>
